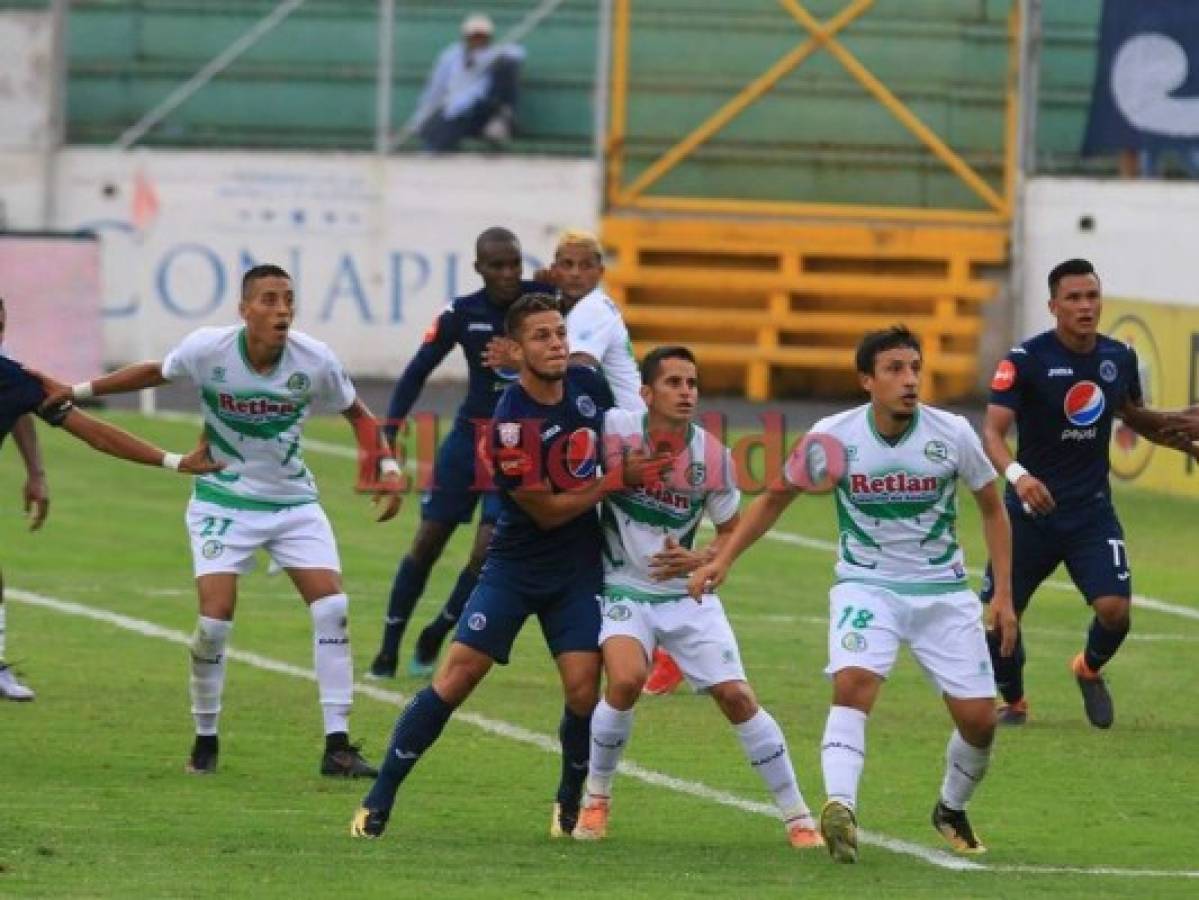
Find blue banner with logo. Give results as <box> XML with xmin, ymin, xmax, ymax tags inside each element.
<box><xmin>1083</xmin><ymin>0</ymin><xmax>1199</xmax><ymax>155</ymax></box>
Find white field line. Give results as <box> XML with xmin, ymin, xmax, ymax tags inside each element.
<box><xmin>11</xmin><ymin>587</ymin><xmax>1199</xmax><ymax>880</ymax></box>
<box><xmin>154</xmin><ymin>411</ymin><xmax>1199</xmax><ymax>622</ymax></box>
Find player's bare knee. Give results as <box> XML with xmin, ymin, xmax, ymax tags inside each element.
<box><xmin>433</xmin><ymin>647</ymin><xmax>491</xmax><ymax>705</ymax></box>
<box><xmin>710</xmin><ymin>681</ymin><xmax>757</xmax><ymax>724</ymax></box>
<box><xmin>604</xmin><ymin>673</ymin><xmax>643</xmax><ymax>710</ymax></box>
<box><xmin>831</xmin><ymin>668</ymin><xmax>880</xmax><ymax>713</ymax></box>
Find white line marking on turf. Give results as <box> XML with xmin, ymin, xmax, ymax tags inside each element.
<box><xmin>11</xmin><ymin>587</ymin><xmax>1199</xmax><ymax>880</ymax></box>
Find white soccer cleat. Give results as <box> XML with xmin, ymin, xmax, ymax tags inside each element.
<box><xmin>0</xmin><ymin>664</ymin><xmax>35</xmax><ymax>701</ymax></box>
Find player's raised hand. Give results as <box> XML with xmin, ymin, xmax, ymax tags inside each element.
<box><xmin>1011</xmin><ymin>471</ymin><xmax>1055</xmax><ymax>516</ymax></box>
<box><xmin>687</xmin><ymin>558</ymin><xmax>727</xmax><ymax>600</ymax></box>
<box><xmin>481</xmin><ymin>336</ymin><xmax>519</xmax><ymax>371</ymax></box>
<box><xmin>23</xmin><ymin>472</ymin><xmax>48</xmax><ymax>531</ymax></box>
<box><xmin>177</xmin><ymin>437</ymin><xmax>226</xmax><ymax>475</ymax></box>
<box><xmin>649</xmin><ymin>535</ymin><xmax>704</xmax><ymax>581</ymax></box>
<box><xmin>371</xmin><ymin>471</ymin><xmax>404</xmax><ymax>523</ymax></box>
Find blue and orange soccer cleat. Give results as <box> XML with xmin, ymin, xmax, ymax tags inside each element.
<box><xmin>1071</xmin><ymin>653</ymin><xmax>1114</xmax><ymax>729</ymax></box>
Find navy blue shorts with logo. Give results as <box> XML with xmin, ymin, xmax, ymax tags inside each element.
<box><xmin>981</xmin><ymin>497</ymin><xmax>1130</xmax><ymax>612</ymax></box>
<box><xmin>420</xmin><ymin>421</ymin><xmax>503</xmax><ymax>525</ymax></box>
<box><xmin>453</xmin><ymin>561</ymin><xmax>602</xmax><ymax>665</ymax></box>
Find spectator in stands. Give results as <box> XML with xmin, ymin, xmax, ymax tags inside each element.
<box><xmin>415</xmin><ymin>13</ymin><xmax>524</xmax><ymax>153</ymax></box>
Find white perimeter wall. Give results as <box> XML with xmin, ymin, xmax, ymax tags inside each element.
<box><xmin>0</xmin><ymin>147</ymin><xmax>599</xmax><ymax>376</ymax></box>
<box><xmin>1022</xmin><ymin>177</ymin><xmax>1199</xmax><ymax>334</ymax></box>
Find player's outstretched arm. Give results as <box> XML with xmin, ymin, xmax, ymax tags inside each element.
<box><xmin>1118</xmin><ymin>401</ymin><xmax>1199</xmax><ymax>460</ymax></box>
<box><xmin>687</xmin><ymin>490</ymin><xmax>796</xmax><ymax>599</ymax></box>
<box><xmin>12</xmin><ymin>414</ymin><xmax>48</xmax><ymax>531</ymax></box>
<box><xmin>40</xmin><ymin>362</ymin><xmax>168</xmax><ymax>408</ymax></box>
<box><xmin>343</xmin><ymin>398</ymin><xmax>403</xmax><ymax>522</ymax></box>
<box><xmin>982</xmin><ymin>403</ymin><xmax>1055</xmax><ymax>515</ymax></box>
<box><xmin>58</xmin><ymin>407</ymin><xmax>222</xmax><ymax>474</ymax></box>
<box><xmin>974</xmin><ymin>481</ymin><xmax>1017</xmax><ymax>656</ymax></box>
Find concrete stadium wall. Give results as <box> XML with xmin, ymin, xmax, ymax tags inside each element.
<box><xmin>0</xmin><ymin>148</ymin><xmax>599</xmax><ymax>375</ymax></box>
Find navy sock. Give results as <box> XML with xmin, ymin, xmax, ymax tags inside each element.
<box><xmin>417</xmin><ymin>567</ymin><xmax>478</xmax><ymax>658</ymax></box>
<box><xmin>380</xmin><ymin>556</ymin><xmax>433</xmax><ymax>657</ymax></box>
<box><xmin>987</xmin><ymin>627</ymin><xmax>1026</xmax><ymax>704</ymax></box>
<box><xmin>1084</xmin><ymin>616</ymin><xmax>1128</xmax><ymax>672</ymax></box>
<box><xmin>556</xmin><ymin>707</ymin><xmax>591</xmax><ymax>811</ymax></box>
<box><xmin>362</xmin><ymin>686</ymin><xmax>454</xmax><ymax>815</ymax></box>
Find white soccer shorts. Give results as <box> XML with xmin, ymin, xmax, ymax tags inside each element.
<box><xmin>598</xmin><ymin>594</ymin><xmax>746</xmax><ymax>691</ymax></box>
<box><xmin>184</xmin><ymin>498</ymin><xmax>342</xmax><ymax>577</ymax></box>
<box><xmin>825</xmin><ymin>582</ymin><xmax>996</xmax><ymax>699</ymax></box>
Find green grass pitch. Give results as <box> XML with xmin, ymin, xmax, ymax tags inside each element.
<box><xmin>1</xmin><ymin>412</ymin><xmax>1197</xmax><ymax>898</ymax></box>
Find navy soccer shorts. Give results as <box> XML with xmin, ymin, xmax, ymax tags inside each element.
<box><xmin>981</xmin><ymin>498</ymin><xmax>1131</xmax><ymax>612</ymax></box>
<box><xmin>452</xmin><ymin>563</ymin><xmax>602</xmax><ymax>665</ymax></box>
<box><xmin>420</xmin><ymin>421</ymin><xmax>502</xmax><ymax>525</ymax></box>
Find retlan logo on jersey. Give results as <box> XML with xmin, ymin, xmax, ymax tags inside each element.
<box><xmin>218</xmin><ymin>393</ymin><xmax>298</xmax><ymax>418</ymax></box>
<box><xmin>846</xmin><ymin>470</ymin><xmax>944</xmax><ymax>519</ymax></box>
<box><xmin>1063</xmin><ymin>381</ymin><xmax>1106</xmax><ymax>428</ymax></box>
<box><xmin>565</xmin><ymin>427</ymin><xmax>598</xmax><ymax>478</ymax></box>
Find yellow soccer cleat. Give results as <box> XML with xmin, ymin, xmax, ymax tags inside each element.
<box><xmin>350</xmin><ymin>806</ymin><xmax>388</xmax><ymax>839</ymax></box>
<box><xmin>572</xmin><ymin>794</ymin><xmax>610</xmax><ymax>841</ymax></box>
<box><xmin>819</xmin><ymin>800</ymin><xmax>858</xmax><ymax>864</ymax></box>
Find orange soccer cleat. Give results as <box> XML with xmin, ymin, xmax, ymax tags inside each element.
<box><xmin>642</xmin><ymin>648</ymin><xmax>684</xmax><ymax>695</ymax></box>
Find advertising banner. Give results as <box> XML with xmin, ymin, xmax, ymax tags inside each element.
<box><xmin>1104</xmin><ymin>297</ymin><xmax>1199</xmax><ymax>497</ymax></box>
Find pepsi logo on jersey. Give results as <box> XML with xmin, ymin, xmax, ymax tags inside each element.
<box><xmin>1063</xmin><ymin>381</ymin><xmax>1106</xmax><ymax>427</ymax></box>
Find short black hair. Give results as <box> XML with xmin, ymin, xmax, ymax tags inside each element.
<box><xmin>855</xmin><ymin>325</ymin><xmax>921</xmax><ymax>375</ymax></box>
<box><xmin>504</xmin><ymin>292</ymin><xmax>561</xmax><ymax>338</ymax></box>
<box><xmin>476</xmin><ymin>226</ymin><xmax>518</xmax><ymax>259</ymax></box>
<box><xmin>241</xmin><ymin>263</ymin><xmax>291</xmax><ymax>300</ymax></box>
<box><xmin>1048</xmin><ymin>258</ymin><xmax>1099</xmax><ymax>296</ymax></box>
<box><xmin>640</xmin><ymin>345</ymin><xmax>695</xmax><ymax>386</ymax></box>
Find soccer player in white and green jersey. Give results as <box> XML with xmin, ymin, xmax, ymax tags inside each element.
<box><xmin>52</xmin><ymin>265</ymin><xmax>402</xmax><ymax>777</ymax></box>
<box><xmin>573</xmin><ymin>345</ymin><xmax>823</xmax><ymax>849</ymax></box>
<box><xmin>689</xmin><ymin>326</ymin><xmax>1018</xmax><ymax>863</ymax></box>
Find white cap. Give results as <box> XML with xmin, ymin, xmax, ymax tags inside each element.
<box><xmin>461</xmin><ymin>13</ymin><xmax>494</xmax><ymax>37</ymax></box>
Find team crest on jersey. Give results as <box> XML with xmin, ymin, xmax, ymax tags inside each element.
<box><xmin>498</xmin><ymin>422</ymin><xmax>521</xmax><ymax>448</ymax></box>
<box><xmin>576</xmin><ymin>394</ymin><xmax>597</xmax><ymax>418</ymax></box>
<box><xmin>1099</xmin><ymin>359</ymin><xmax>1118</xmax><ymax>383</ymax></box>
<box><xmin>211</xmin><ymin>366</ymin><xmax>226</xmax><ymax>383</ymax></box>
<box><xmin>1063</xmin><ymin>381</ymin><xmax>1105</xmax><ymax>426</ymax></box>
<box><xmin>467</xmin><ymin>613</ymin><xmax>487</xmax><ymax>632</ymax></box>
<box><xmin>286</xmin><ymin>372</ymin><xmax>310</xmax><ymax>393</ymax></box>
<box><xmin>605</xmin><ymin>603</ymin><xmax>632</xmax><ymax>622</ymax></box>
<box><xmin>565</xmin><ymin>428</ymin><xmax>599</xmax><ymax>478</ymax></box>
<box><xmin>923</xmin><ymin>440</ymin><xmax>949</xmax><ymax>464</ymax></box>
<box><xmin>686</xmin><ymin>461</ymin><xmax>707</xmax><ymax>487</ymax></box>
<box><xmin>201</xmin><ymin>540</ymin><xmax>224</xmax><ymax>559</ymax></box>
<box><xmin>841</xmin><ymin>632</ymin><xmax>867</xmax><ymax>652</ymax></box>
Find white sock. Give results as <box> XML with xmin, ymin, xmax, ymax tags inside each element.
<box><xmin>0</xmin><ymin>602</ymin><xmax>7</xmax><ymax>661</ymax></box>
<box><xmin>586</xmin><ymin>698</ymin><xmax>634</xmax><ymax>797</ymax></box>
<box><xmin>939</xmin><ymin>730</ymin><xmax>991</xmax><ymax>810</ymax></box>
<box><xmin>735</xmin><ymin>708</ymin><xmax>811</xmax><ymax>824</ymax></box>
<box><xmin>190</xmin><ymin>616</ymin><xmax>232</xmax><ymax>736</ymax></box>
<box><xmin>311</xmin><ymin>594</ymin><xmax>353</xmax><ymax>735</ymax></box>
<box><xmin>821</xmin><ymin>705</ymin><xmax>868</xmax><ymax>811</ymax></box>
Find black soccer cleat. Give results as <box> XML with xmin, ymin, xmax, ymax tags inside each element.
<box><xmin>932</xmin><ymin>800</ymin><xmax>986</xmax><ymax>854</ymax></box>
<box><xmin>350</xmin><ymin>806</ymin><xmax>389</xmax><ymax>839</ymax></box>
<box><xmin>321</xmin><ymin>743</ymin><xmax>379</xmax><ymax>778</ymax></box>
<box><xmin>185</xmin><ymin>735</ymin><xmax>219</xmax><ymax>775</ymax></box>
<box><xmin>1071</xmin><ymin>653</ymin><xmax>1114</xmax><ymax>729</ymax></box>
<box><xmin>367</xmin><ymin>651</ymin><xmax>397</xmax><ymax>680</ymax></box>
<box><xmin>996</xmin><ymin>698</ymin><xmax>1028</xmax><ymax>727</ymax></box>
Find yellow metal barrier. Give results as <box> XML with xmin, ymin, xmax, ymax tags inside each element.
<box><xmin>602</xmin><ymin>216</ymin><xmax>1008</xmax><ymax>402</ymax></box>
<box><xmin>600</xmin><ymin>0</ymin><xmax>1020</xmax><ymax>400</ymax></box>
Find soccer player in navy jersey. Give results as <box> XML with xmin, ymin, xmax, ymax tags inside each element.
<box><xmin>981</xmin><ymin>259</ymin><xmax>1199</xmax><ymax>728</ymax></box>
<box><xmin>351</xmin><ymin>293</ymin><xmax>671</xmax><ymax>839</ymax></box>
<box><xmin>0</xmin><ymin>295</ymin><xmax>221</xmax><ymax>700</ymax></box>
<box><xmin>369</xmin><ymin>227</ymin><xmax>551</xmax><ymax>679</ymax></box>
